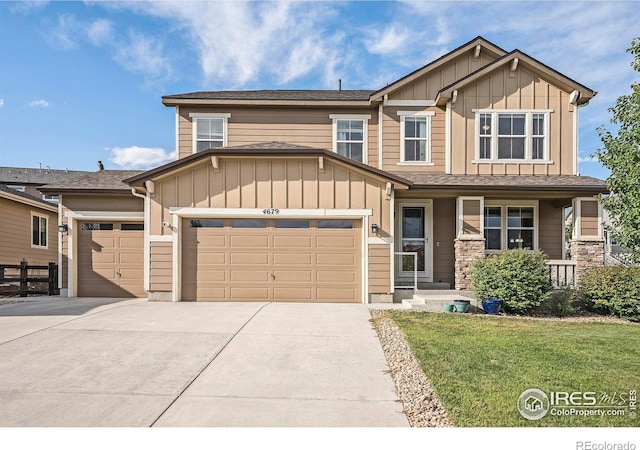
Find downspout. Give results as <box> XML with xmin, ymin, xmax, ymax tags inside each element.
<box><xmin>445</xmin><ymin>100</ymin><xmax>452</xmax><ymax>174</ymax></box>
<box><xmin>131</xmin><ymin>187</ymin><xmax>150</xmax><ymax>292</ymax></box>
<box><xmin>378</xmin><ymin>97</ymin><xmax>386</xmax><ymax>170</ymax></box>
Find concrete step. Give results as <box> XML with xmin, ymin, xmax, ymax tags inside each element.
<box><xmin>403</xmin><ymin>293</ymin><xmax>478</xmax><ymax>312</ymax></box>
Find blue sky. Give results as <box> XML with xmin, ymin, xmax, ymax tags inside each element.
<box><xmin>0</xmin><ymin>0</ymin><xmax>638</xmax><ymax>180</ymax></box>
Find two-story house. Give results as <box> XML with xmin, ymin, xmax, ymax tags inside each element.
<box><xmin>41</xmin><ymin>36</ymin><xmax>608</xmax><ymax>302</ymax></box>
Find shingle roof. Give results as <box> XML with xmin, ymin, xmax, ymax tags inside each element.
<box><xmin>225</xmin><ymin>141</ymin><xmax>317</xmax><ymax>150</ymax></box>
<box><xmin>162</xmin><ymin>89</ymin><xmax>375</xmax><ymax>102</ymax></box>
<box><xmin>0</xmin><ymin>166</ymin><xmax>89</xmax><ymax>185</ymax></box>
<box><xmin>39</xmin><ymin>170</ymin><xmax>143</xmax><ymax>194</ymax></box>
<box><xmin>0</xmin><ymin>184</ymin><xmax>57</xmax><ymax>208</ymax></box>
<box><xmin>394</xmin><ymin>173</ymin><xmax>609</xmax><ymax>192</ymax></box>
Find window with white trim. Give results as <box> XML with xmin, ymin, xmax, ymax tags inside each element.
<box><xmin>330</xmin><ymin>114</ymin><xmax>370</xmax><ymax>163</ymax></box>
<box><xmin>476</xmin><ymin>110</ymin><xmax>550</xmax><ymax>161</ymax></box>
<box><xmin>31</xmin><ymin>213</ymin><xmax>48</xmax><ymax>248</ymax></box>
<box><xmin>190</xmin><ymin>113</ymin><xmax>230</xmax><ymax>153</ymax></box>
<box><xmin>483</xmin><ymin>204</ymin><xmax>537</xmax><ymax>251</ymax></box>
<box><xmin>398</xmin><ymin>111</ymin><xmax>434</xmax><ymax>163</ymax></box>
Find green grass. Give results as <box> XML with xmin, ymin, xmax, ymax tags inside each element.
<box><xmin>388</xmin><ymin>311</ymin><xmax>640</xmax><ymax>427</ymax></box>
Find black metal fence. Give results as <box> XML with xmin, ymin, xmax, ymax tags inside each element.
<box><xmin>0</xmin><ymin>261</ymin><xmax>59</xmax><ymax>297</ymax></box>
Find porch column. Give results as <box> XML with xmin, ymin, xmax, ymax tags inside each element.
<box><xmin>455</xmin><ymin>196</ymin><xmax>486</xmax><ymax>290</ymax></box>
<box><xmin>454</xmin><ymin>237</ymin><xmax>485</xmax><ymax>290</ymax></box>
<box><xmin>570</xmin><ymin>197</ymin><xmax>605</xmax><ymax>283</ymax></box>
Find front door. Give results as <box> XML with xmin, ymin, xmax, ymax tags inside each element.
<box><xmin>399</xmin><ymin>205</ymin><xmax>431</xmax><ymax>280</ymax></box>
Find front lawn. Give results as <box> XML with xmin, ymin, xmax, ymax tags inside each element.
<box><xmin>389</xmin><ymin>311</ymin><xmax>640</xmax><ymax>427</ymax></box>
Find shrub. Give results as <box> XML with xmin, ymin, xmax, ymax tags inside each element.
<box><xmin>577</xmin><ymin>266</ymin><xmax>640</xmax><ymax>322</ymax></box>
<box><xmin>471</xmin><ymin>249</ymin><xmax>551</xmax><ymax>314</ymax></box>
<box><xmin>534</xmin><ymin>288</ymin><xmax>579</xmax><ymax>317</ymax></box>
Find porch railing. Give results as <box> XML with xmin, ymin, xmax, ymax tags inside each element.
<box><xmin>546</xmin><ymin>260</ymin><xmax>576</xmax><ymax>289</ymax></box>
<box><xmin>394</xmin><ymin>252</ymin><xmax>417</xmax><ymax>290</ymax></box>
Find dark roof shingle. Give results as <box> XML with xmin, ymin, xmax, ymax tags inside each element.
<box><xmin>0</xmin><ymin>184</ymin><xmax>57</xmax><ymax>208</ymax></box>
<box><xmin>0</xmin><ymin>166</ymin><xmax>88</xmax><ymax>185</ymax></box>
<box><xmin>162</xmin><ymin>89</ymin><xmax>375</xmax><ymax>102</ymax></box>
<box><xmin>39</xmin><ymin>170</ymin><xmax>143</xmax><ymax>193</ymax></box>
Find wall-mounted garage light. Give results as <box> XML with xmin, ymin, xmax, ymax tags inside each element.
<box><xmin>58</xmin><ymin>224</ymin><xmax>68</xmax><ymax>234</ymax></box>
<box><xmin>371</xmin><ymin>223</ymin><xmax>379</xmax><ymax>234</ymax></box>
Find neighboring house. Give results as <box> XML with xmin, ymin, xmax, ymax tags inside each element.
<box><xmin>0</xmin><ymin>184</ymin><xmax>58</xmax><ymax>265</ymax></box>
<box><xmin>41</xmin><ymin>36</ymin><xmax>608</xmax><ymax>302</ymax></box>
<box><xmin>0</xmin><ymin>166</ymin><xmax>88</xmax><ymax>203</ymax></box>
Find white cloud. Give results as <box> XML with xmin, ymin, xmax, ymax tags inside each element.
<box><xmin>114</xmin><ymin>31</ymin><xmax>171</xmax><ymax>79</ymax></box>
<box><xmin>364</xmin><ymin>26</ymin><xmax>414</xmax><ymax>56</ymax></box>
<box><xmin>47</xmin><ymin>14</ymin><xmax>79</xmax><ymax>50</ymax></box>
<box><xmin>0</xmin><ymin>99</ymin><xmax>4</xmax><ymax>107</ymax></box>
<box><xmin>109</xmin><ymin>146</ymin><xmax>176</xmax><ymax>169</ymax></box>
<box><xmin>87</xmin><ymin>18</ymin><xmax>114</xmax><ymax>46</ymax></box>
<box><xmin>579</xmin><ymin>154</ymin><xmax>598</xmax><ymax>164</ymax></box>
<box><xmin>28</xmin><ymin>99</ymin><xmax>50</xmax><ymax>107</ymax></box>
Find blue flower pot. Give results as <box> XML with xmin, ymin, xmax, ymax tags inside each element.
<box><xmin>482</xmin><ymin>298</ymin><xmax>502</xmax><ymax>315</ymax></box>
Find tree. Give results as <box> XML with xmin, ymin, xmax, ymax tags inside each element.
<box><xmin>595</xmin><ymin>37</ymin><xmax>640</xmax><ymax>260</ymax></box>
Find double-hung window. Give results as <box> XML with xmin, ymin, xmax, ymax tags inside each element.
<box><xmin>31</xmin><ymin>213</ymin><xmax>48</xmax><ymax>248</ymax></box>
<box><xmin>483</xmin><ymin>203</ymin><xmax>537</xmax><ymax>251</ymax></box>
<box><xmin>330</xmin><ymin>114</ymin><xmax>370</xmax><ymax>163</ymax></box>
<box><xmin>398</xmin><ymin>111</ymin><xmax>434</xmax><ymax>164</ymax></box>
<box><xmin>476</xmin><ymin>110</ymin><xmax>550</xmax><ymax>161</ymax></box>
<box><xmin>190</xmin><ymin>113</ymin><xmax>231</xmax><ymax>153</ymax></box>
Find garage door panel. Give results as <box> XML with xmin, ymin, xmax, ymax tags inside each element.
<box><xmin>184</xmin><ymin>269</ymin><xmax>226</xmax><ymax>281</ymax></box>
<box><xmin>118</xmin><ymin>252</ymin><xmax>144</xmax><ymax>265</ymax></box>
<box><xmin>317</xmin><ymin>253</ymin><xmax>356</xmax><ymax>266</ymax></box>
<box><xmin>317</xmin><ymin>270</ymin><xmax>356</xmax><ymax>283</ymax></box>
<box><xmin>273</xmin><ymin>236</ymin><xmax>312</xmax><ymax>248</ymax></box>
<box><xmin>273</xmin><ymin>253</ymin><xmax>312</xmax><ymax>265</ymax></box>
<box><xmin>192</xmin><ymin>252</ymin><xmax>226</xmax><ymax>264</ymax></box>
<box><xmin>230</xmin><ymin>235</ymin><xmax>269</xmax><ymax>247</ymax></box>
<box><xmin>230</xmin><ymin>270</ymin><xmax>268</xmax><ymax>282</ymax></box>
<box><xmin>316</xmin><ymin>236</ymin><xmax>356</xmax><ymax>248</ymax></box>
<box><xmin>230</xmin><ymin>287</ymin><xmax>269</xmax><ymax>300</ymax></box>
<box><xmin>88</xmin><ymin>237</ymin><xmax>116</xmax><ymax>248</ymax></box>
<box><xmin>274</xmin><ymin>287</ymin><xmax>313</xmax><ymax>300</ymax></box>
<box><xmin>231</xmin><ymin>253</ymin><xmax>269</xmax><ymax>264</ymax></box>
<box><xmin>273</xmin><ymin>270</ymin><xmax>313</xmax><ymax>282</ymax></box>
<box><xmin>317</xmin><ymin>287</ymin><xmax>357</xmax><ymax>301</ymax></box>
<box><xmin>86</xmin><ymin>252</ymin><xmax>117</xmax><ymax>264</ymax></box>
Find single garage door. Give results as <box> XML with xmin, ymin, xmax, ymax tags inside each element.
<box><xmin>77</xmin><ymin>221</ymin><xmax>146</xmax><ymax>297</ymax></box>
<box><xmin>182</xmin><ymin>218</ymin><xmax>361</xmax><ymax>302</ymax></box>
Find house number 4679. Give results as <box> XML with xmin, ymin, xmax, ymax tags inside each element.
<box><xmin>262</xmin><ymin>208</ymin><xmax>280</xmax><ymax>215</ymax></box>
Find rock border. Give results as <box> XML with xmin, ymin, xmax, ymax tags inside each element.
<box><xmin>370</xmin><ymin>309</ymin><xmax>454</xmax><ymax>427</ymax></box>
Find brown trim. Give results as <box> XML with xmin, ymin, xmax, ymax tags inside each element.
<box><xmin>436</xmin><ymin>50</ymin><xmax>597</xmax><ymax>105</ymax></box>
<box><xmin>162</xmin><ymin>98</ymin><xmax>374</xmax><ymax>107</ymax></box>
<box><xmin>123</xmin><ymin>146</ymin><xmax>412</xmax><ymax>188</ymax></box>
<box><xmin>38</xmin><ymin>188</ymin><xmax>133</xmax><ymax>195</ymax></box>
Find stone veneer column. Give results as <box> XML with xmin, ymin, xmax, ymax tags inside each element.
<box><xmin>454</xmin><ymin>237</ymin><xmax>486</xmax><ymax>290</ymax></box>
<box><xmin>570</xmin><ymin>239</ymin><xmax>605</xmax><ymax>284</ymax></box>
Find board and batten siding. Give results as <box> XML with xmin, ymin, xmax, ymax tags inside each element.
<box><xmin>580</xmin><ymin>200</ymin><xmax>600</xmax><ymax>237</ymax></box>
<box><xmin>461</xmin><ymin>198</ymin><xmax>481</xmax><ymax>235</ymax></box>
<box><xmin>0</xmin><ymin>198</ymin><xmax>57</xmax><ymax>265</ymax></box>
<box><xmin>59</xmin><ymin>194</ymin><xmax>143</xmax><ymax>289</ymax></box>
<box><xmin>538</xmin><ymin>200</ymin><xmax>564</xmax><ymax>260</ymax></box>
<box><xmin>451</xmin><ymin>66</ymin><xmax>575</xmax><ymax>176</ymax></box>
<box><xmin>432</xmin><ymin>198</ymin><xmax>456</xmax><ymax>286</ymax></box>
<box><xmin>177</xmin><ymin>106</ymin><xmax>380</xmax><ymax>168</ymax></box>
<box><xmin>388</xmin><ymin>52</ymin><xmax>498</xmax><ymax>101</ymax></box>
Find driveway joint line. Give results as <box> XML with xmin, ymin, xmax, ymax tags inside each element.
<box><xmin>0</xmin><ymin>299</ymin><xmax>146</xmax><ymax>347</ymax></box>
<box><xmin>149</xmin><ymin>302</ymin><xmax>272</xmax><ymax>427</ymax></box>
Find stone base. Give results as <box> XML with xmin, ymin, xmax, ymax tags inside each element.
<box><xmin>454</xmin><ymin>237</ymin><xmax>486</xmax><ymax>290</ymax></box>
<box><xmin>570</xmin><ymin>239</ymin><xmax>605</xmax><ymax>283</ymax></box>
<box><xmin>148</xmin><ymin>291</ymin><xmax>172</xmax><ymax>302</ymax></box>
<box><xmin>369</xmin><ymin>293</ymin><xmax>393</xmax><ymax>303</ymax></box>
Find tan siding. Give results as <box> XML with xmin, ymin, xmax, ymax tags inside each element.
<box><xmin>580</xmin><ymin>200</ymin><xmax>599</xmax><ymax>236</ymax></box>
<box><xmin>388</xmin><ymin>52</ymin><xmax>497</xmax><ymax>100</ymax></box>
<box><xmin>432</xmin><ymin>198</ymin><xmax>455</xmax><ymax>285</ymax></box>
<box><xmin>0</xmin><ymin>198</ymin><xmax>57</xmax><ymax>266</ymax></box>
<box><xmin>178</xmin><ymin>106</ymin><xmax>379</xmax><ymax>163</ymax></box>
<box><xmin>149</xmin><ymin>241</ymin><xmax>172</xmax><ymax>291</ymax></box>
<box><xmin>368</xmin><ymin>244</ymin><xmax>390</xmax><ymax>293</ymax></box>
<box><xmin>462</xmin><ymin>199</ymin><xmax>481</xmax><ymax>234</ymax></box>
<box><xmin>453</xmin><ymin>66</ymin><xmax>574</xmax><ymax>175</ymax></box>
<box><xmin>381</xmin><ymin>106</ymin><xmax>446</xmax><ymax>172</ymax></box>
<box><xmin>539</xmin><ymin>200</ymin><xmax>563</xmax><ymax>259</ymax></box>
<box><xmin>150</xmin><ymin>157</ymin><xmax>390</xmax><ymax>238</ymax></box>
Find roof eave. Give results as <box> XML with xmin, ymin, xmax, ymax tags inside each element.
<box><xmin>161</xmin><ymin>98</ymin><xmax>373</xmax><ymax>107</ymax></box>
<box><xmin>38</xmin><ymin>188</ymin><xmax>133</xmax><ymax>195</ymax></box>
<box><xmin>0</xmin><ymin>191</ymin><xmax>58</xmax><ymax>212</ymax></box>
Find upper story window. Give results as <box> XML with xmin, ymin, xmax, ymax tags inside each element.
<box><xmin>189</xmin><ymin>113</ymin><xmax>231</xmax><ymax>153</ymax></box>
<box><xmin>329</xmin><ymin>114</ymin><xmax>370</xmax><ymax>163</ymax></box>
<box><xmin>31</xmin><ymin>213</ymin><xmax>48</xmax><ymax>248</ymax></box>
<box><xmin>475</xmin><ymin>110</ymin><xmax>551</xmax><ymax>162</ymax></box>
<box><xmin>397</xmin><ymin>111</ymin><xmax>435</xmax><ymax>165</ymax></box>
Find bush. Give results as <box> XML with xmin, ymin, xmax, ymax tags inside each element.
<box><xmin>577</xmin><ymin>266</ymin><xmax>640</xmax><ymax>322</ymax></box>
<box><xmin>471</xmin><ymin>249</ymin><xmax>551</xmax><ymax>314</ymax></box>
<box><xmin>534</xmin><ymin>288</ymin><xmax>579</xmax><ymax>317</ymax></box>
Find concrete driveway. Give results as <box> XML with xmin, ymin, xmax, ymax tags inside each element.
<box><xmin>0</xmin><ymin>297</ymin><xmax>407</xmax><ymax>427</ymax></box>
